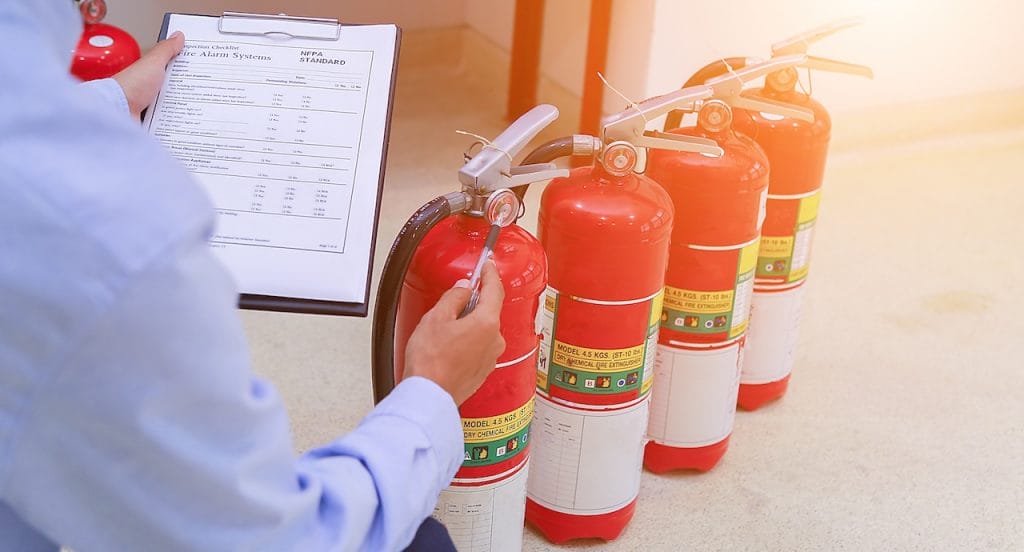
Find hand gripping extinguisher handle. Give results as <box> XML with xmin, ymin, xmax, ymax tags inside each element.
<box><xmin>371</xmin><ymin>192</ymin><xmax>471</xmax><ymax>404</ymax></box>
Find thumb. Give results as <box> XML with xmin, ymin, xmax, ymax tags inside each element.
<box><xmin>147</xmin><ymin>31</ymin><xmax>185</xmax><ymax>66</ymax></box>
<box><xmin>430</xmin><ymin>279</ymin><xmax>472</xmax><ymax>320</ymax></box>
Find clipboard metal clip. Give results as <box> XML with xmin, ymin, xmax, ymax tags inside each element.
<box><xmin>218</xmin><ymin>12</ymin><xmax>342</xmax><ymax>41</ymax></box>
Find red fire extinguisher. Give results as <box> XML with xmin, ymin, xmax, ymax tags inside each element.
<box><xmin>372</xmin><ymin>105</ymin><xmax>567</xmax><ymax>552</ymax></box>
<box><xmin>673</xmin><ymin>19</ymin><xmax>872</xmax><ymax>411</ymax></box>
<box><xmin>644</xmin><ymin>56</ymin><xmax>815</xmax><ymax>473</ymax></box>
<box><xmin>519</xmin><ymin>87</ymin><xmax>724</xmax><ymax>542</ymax></box>
<box><xmin>71</xmin><ymin>0</ymin><xmax>141</xmax><ymax>82</ymax></box>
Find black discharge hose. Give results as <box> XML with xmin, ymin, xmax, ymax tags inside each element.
<box><xmin>664</xmin><ymin>56</ymin><xmax>750</xmax><ymax>131</ymax></box>
<box><xmin>511</xmin><ymin>136</ymin><xmax>580</xmax><ymax>205</ymax></box>
<box><xmin>371</xmin><ymin>195</ymin><xmax>456</xmax><ymax>404</ymax></box>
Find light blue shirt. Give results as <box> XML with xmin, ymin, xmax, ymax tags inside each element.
<box><xmin>0</xmin><ymin>2</ymin><xmax>462</xmax><ymax>551</ymax></box>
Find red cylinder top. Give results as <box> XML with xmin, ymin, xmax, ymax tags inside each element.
<box><xmin>71</xmin><ymin>23</ymin><xmax>142</xmax><ymax>82</ymax></box>
<box><xmin>539</xmin><ymin>165</ymin><xmax>674</xmax><ymax>301</ymax></box>
<box><xmin>731</xmin><ymin>88</ymin><xmax>832</xmax><ymax>196</ymax></box>
<box><xmin>646</xmin><ymin>126</ymin><xmax>769</xmax><ymax>247</ymax></box>
<box><xmin>404</xmin><ymin>215</ymin><xmax>548</xmax><ymax>305</ymax></box>
<box><xmin>400</xmin><ymin>214</ymin><xmax>547</xmax><ymax>373</ymax></box>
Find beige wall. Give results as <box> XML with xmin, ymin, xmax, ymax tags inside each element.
<box><xmin>644</xmin><ymin>0</ymin><xmax>1024</xmax><ymax>114</ymax></box>
<box><xmin>466</xmin><ymin>0</ymin><xmax>1024</xmax><ymax>115</ymax></box>
<box><xmin>465</xmin><ymin>0</ymin><xmax>656</xmax><ymax>113</ymax></box>
<box><xmin>107</xmin><ymin>0</ymin><xmax>1024</xmax><ymax>115</ymax></box>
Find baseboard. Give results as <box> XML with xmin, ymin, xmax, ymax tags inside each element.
<box><xmin>830</xmin><ymin>88</ymin><xmax>1024</xmax><ymax>153</ymax></box>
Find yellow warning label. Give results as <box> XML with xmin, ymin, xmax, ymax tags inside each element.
<box><xmin>730</xmin><ymin>319</ymin><xmax>749</xmax><ymax>337</ymax></box>
<box><xmin>462</xmin><ymin>400</ymin><xmax>535</xmax><ymax>443</ymax></box>
<box><xmin>789</xmin><ymin>265</ymin><xmax>810</xmax><ymax>282</ymax></box>
<box><xmin>663</xmin><ymin>287</ymin><xmax>734</xmax><ymax>314</ymax></box>
<box><xmin>552</xmin><ymin>341</ymin><xmax>644</xmax><ymax>372</ymax></box>
<box><xmin>738</xmin><ymin>239</ymin><xmax>760</xmax><ymax>275</ymax></box>
<box><xmin>536</xmin><ymin>371</ymin><xmax>548</xmax><ymax>389</ymax></box>
<box><xmin>759</xmin><ymin>236</ymin><xmax>794</xmax><ymax>258</ymax></box>
<box><xmin>798</xmin><ymin>192</ymin><xmax>821</xmax><ymax>224</ymax></box>
<box><xmin>544</xmin><ymin>293</ymin><xmax>556</xmax><ymax>313</ymax></box>
<box><xmin>649</xmin><ymin>291</ymin><xmax>664</xmax><ymax>327</ymax></box>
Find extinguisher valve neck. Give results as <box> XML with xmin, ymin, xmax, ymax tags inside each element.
<box><xmin>442</xmin><ymin>191</ymin><xmax>473</xmax><ymax>214</ymax></box>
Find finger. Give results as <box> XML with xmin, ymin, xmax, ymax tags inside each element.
<box><xmin>146</xmin><ymin>32</ymin><xmax>186</xmax><ymax>66</ymax></box>
<box><xmin>492</xmin><ymin>335</ymin><xmax>507</xmax><ymax>359</ymax></box>
<box><xmin>472</xmin><ymin>261</ymin><xmax>505</xmax><ymax>317</ymax></box>
<box><xmin>428</xmin><ymin>283</ymin><xmax>473</xmax><ymax>320</ymax></box>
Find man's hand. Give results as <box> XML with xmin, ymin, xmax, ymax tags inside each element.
<box><xmin>113</xmin><ymin>31</ymin><xmax>185</xmax><ymax>119</ymax></box>
<box><xmin>404</xmin><ymin>262</ymin><xmax>506</xmax><ymax>405</ymax></box>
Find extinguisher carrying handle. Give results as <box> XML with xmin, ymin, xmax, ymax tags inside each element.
<box><xmin>371</xmin><ymin>192</ymin><xmax>471</xmax><ymax>404</ymax></box>
<box><xmin>665</xmin><ymin>56</ymin><xmax>754</xmax><ymax>131</ymax></box>
<box><xmin>459</xmin><ymin>104</ymin><xmax>566</xmax><ymax>194</ymax></box>
<box><xmin>511</xmin><ymin>134</ymin><xmax>602</xmax><ymax>204</ymax></box>
<box><xmin>600</xmin><ymin>85</ymin><xmax>723</xmax><ymax>157</ymax></box>
<box><xmin>703</xmin><ymin>54</ymin><xmax>816</xmax><ymax>123</ymax></box>
<box><xmin>771</xmin><ymin>16</ymin><xmax>872</xmax><ymax>78</ymax></box>
<box><xmin>665</xmin><ymin>55</ymin><xmax>816</xmax><ymax>131</ymax></box>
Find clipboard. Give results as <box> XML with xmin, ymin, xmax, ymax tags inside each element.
<box><xmin>150</xmin><ymin>12</ymin><xmax>402</xmax><ymax>317</ymax></box>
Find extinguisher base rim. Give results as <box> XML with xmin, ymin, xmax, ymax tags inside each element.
<box><xmin>737</xmin><ymin>375</ymin><xmax>791</xmax><ymax>411</ymax></box>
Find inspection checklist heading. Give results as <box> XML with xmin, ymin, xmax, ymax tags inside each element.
<box><xmin>143</xmin><ymin>13</ymin><xmax>399</xmax><ymax>315</ymax></box>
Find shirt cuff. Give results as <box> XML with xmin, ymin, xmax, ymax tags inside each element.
<box><xmin>78</xmin><ymin>78</ymin><xmax>130</xmax><ymax>115</ymax></box>
<box><xmin>373</xmin><ymin>377</ymin><xmax>463</xmax><ymax>483</ymax></box>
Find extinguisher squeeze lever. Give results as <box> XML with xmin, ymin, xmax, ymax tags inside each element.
<box><xmin>766</xmin><ymin>17</ymin><xmax>874</xmax><ymax>90</ymax></box>
<box><xmin>600</xmin><ymin>85</ymin><xmax>724</xmax><ymax>157</ymax></box>
<box><xmin>702</xmin><ymin>54</ymin><xmax>816</xmax><ymax>123</ymax></box>
<box><xmin>459</xmin><ymin>104</ymin><xmax>569</xmax><ymax>195</ymax></box>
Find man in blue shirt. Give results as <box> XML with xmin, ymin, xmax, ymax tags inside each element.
<box><xmin>0</xmin><ymin>2</ymin><xmax>506</xmax><ymax>550</ymax></box>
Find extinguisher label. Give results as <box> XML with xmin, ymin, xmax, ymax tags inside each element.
<box><xmin>435</xmin><ymin>462</ymin><xmax>529</xmax><ymax>552</ymax></box>
<box><xmin>647</xmin><ymin>342</ymin><xmax>742</xmax><ymax>447</ymax></box>
<box><xmin>527</xmin><ymin>395</ymin><xmax>649</xmax><ymax>515</ymax></box>
<box><xmin>461</xmin><ymin>400</ymin><xmax>534</xmax><ymax>468</ymax></box>
<box><xmin>742</xmin><ymin>285</ymin><xmax>805</xmax><ymax>384</ymax></box>
<box><xmin>757</xmin><ymin>191</ymin><xmax>821</xmax><ymax>284</ymax></box>
<box><xmin>536</xmin><ymin>287</ymin><xmax>661</xmax><ymax>398</ymax></box>
<box><xmin>661</xmin><ymin>240</ymin><xmax>759</xmax><ymax>339</ymax></box>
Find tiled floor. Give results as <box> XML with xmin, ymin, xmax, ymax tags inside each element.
<box><xmin>242</xmin><ymin>60</ymin><xmax>1024</xmax><ymax>550</ymax></box>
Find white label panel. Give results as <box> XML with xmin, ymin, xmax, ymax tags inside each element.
<box><xmin>526</xmin><ymin>395</ymin><xmax>649</xmax><ymax>515</ymax></box>
<box><xmin>433</xmin><ymin>464</ymin><xmax>529</xmax><ymax>552</ymax></box>
<box><xmin>743</xmin><ymin>285</ymin><xmax>805</xmax><ymax>384</ymax></box>
<box><xmin>648</xmin><ymin>343</ymin><xmax>741</xmax><ymax>447</ymax></box>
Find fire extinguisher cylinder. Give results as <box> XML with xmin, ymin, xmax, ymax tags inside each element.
<box><xmin>523</xmin><ymin>80</ymin><xmax>733</xmax><ymax>543</ymax></box>
<box><xmin>71</xmin><ymin>0</ymin><xmax>141</xmax><ymax>82</ymax></box>
<box><xmin>372</xmin><ymin>105</ymin><xmax>568</xmax><ymax>552</ymax></box>
<box><xmin>672</xmin><ymin>19</ymin><xmax>871</xmax><ymax>411</ymax></box>
<box><xmin>644</xmin><ymin>56</ymin><xmax>813</xmax><ymax>474</ymax></box>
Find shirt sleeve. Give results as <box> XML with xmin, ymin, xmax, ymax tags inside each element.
<box><xmin>1</xmin><ymin>236</ymin><xmax>464</xmax><ymax>552</ymax></box>
<box><xmin>77</xmin><ymin>77</ymin><xmax>130</xmax><ymax>115</ymax></box>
